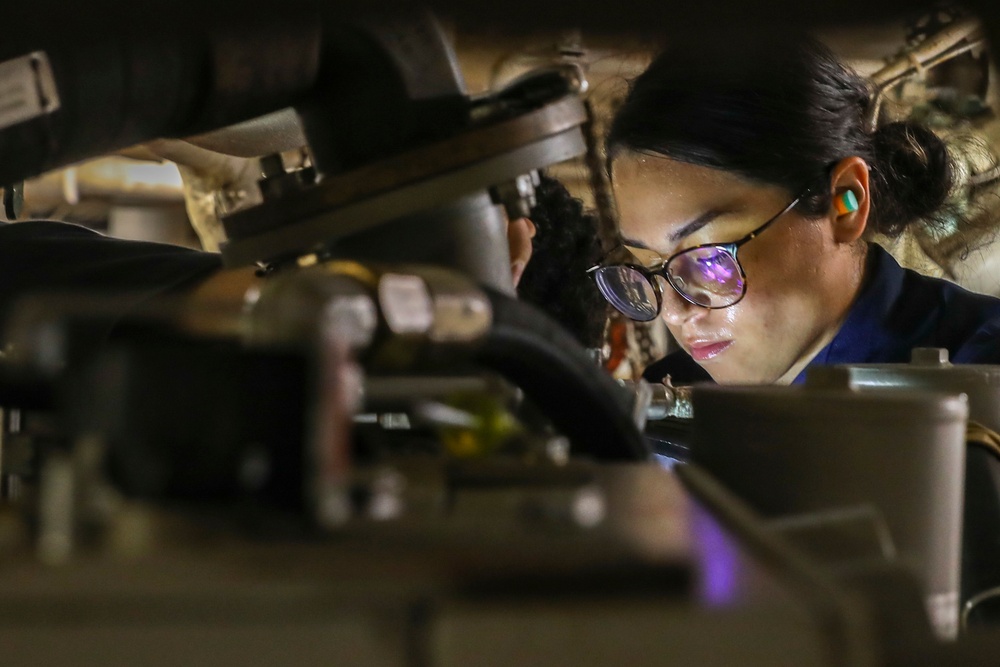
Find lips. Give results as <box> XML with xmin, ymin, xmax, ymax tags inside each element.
<box><xmin>688</xmin><ymin>340</ymin><xmax>733</xmax><ymax>362</ymax></box>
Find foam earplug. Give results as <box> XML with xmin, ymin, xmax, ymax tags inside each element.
<box><xmin>835</xmin><ymin>190</ymin><xmax>859</xmax><ymax>215</ymax></box>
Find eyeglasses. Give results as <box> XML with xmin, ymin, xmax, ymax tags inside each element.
<box><xmin>590</xmin><ymin>194</ymin><xmax>805</xmax><ymax>321</ymax></box>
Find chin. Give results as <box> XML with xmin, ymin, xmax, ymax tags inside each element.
<box><xmin>703</xmin><ymin>363</ymin><xmax>777</xmax><ymax>386</ymax></box>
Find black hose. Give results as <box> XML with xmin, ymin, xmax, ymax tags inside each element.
<box><xmin>476</xmin><ymin>288</ymin><xmax>650</xmax><ymax>462</ymax></box>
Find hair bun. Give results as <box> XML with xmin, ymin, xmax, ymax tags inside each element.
<box><xmin>869</xmin><ymin>121</ymin><xmax>953</xmax><ymax>235</ymax></box>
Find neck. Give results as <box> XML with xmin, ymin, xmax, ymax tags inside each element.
<box><xmin>774</xmin><ymin>242</ymin><xmax>871</xmax><ymax>385</ymax></box>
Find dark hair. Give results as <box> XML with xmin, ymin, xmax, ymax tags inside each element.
<box><xmin>517</xmin><ymin>175</ymin><xmax>607</xmax><ymax>348</ymax></box>
<box><xmin>607</xmin><ymin>35</ymin><xmax>954</xmax><ymax>236</ymax></box>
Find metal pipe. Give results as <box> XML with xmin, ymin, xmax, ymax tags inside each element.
<box><xmin>869</xmin><ymin>17</ymin><xmax>982</xmax><ymax>87</ymax></box>
<box><xmin>0</xmin><ymin>3</ymin><xmax>471</xmax><ymax>192</ymax></box>
<box><xmin>865</xmin><ymin>18</ymin><xmax>986</xmax><ymax>130</ymax></box>
<box><xmin>0</xmin><ymin>1</ymin><xmax>323</xmax><ymax>185</ymax></box>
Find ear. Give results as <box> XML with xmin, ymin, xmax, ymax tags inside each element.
<box><xmin>508</xmin><ymin>217</ymin><xmax>537</xmax><ymax>288</ymax></box>
<box><xmin>827</xmin><ymin>156</ymin><xmax>870</xmax><ymax>244</ymax></box>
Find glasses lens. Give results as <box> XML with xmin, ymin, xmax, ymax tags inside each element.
<box><xmin>666</xmin><ymin>246</ymin><xmax>744</xmax><ymax>308</ymax></box>
<box><xmin>594</xmin><ymin>266</ymin><xmax>659</xmax><ymax>321</ymax></box>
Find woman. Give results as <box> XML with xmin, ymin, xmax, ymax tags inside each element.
<box><xmin>592</xmin><ymin>35</ymin><xmax>1000</xmax><ymax>386</ymax></box>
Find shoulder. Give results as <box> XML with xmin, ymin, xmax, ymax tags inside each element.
<box><xmin>951</xmin><ymin>314</ymin><xmax>1000</xmax><ymax>364</ymax></box>
<box><xmin>858</xmin><ymin>246</ymin><xmax>999</xmax><ymax>347</ymax></box>
<box><xmin>893</xmin><ymin>264</ymin><xmax>1000</xmax><ymax>351</ymax></box>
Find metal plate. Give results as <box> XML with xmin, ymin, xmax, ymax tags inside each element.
<box><xmin>223</xmin><ymin>95</ymin><xmax>588</xmax><ymax>242</ymax></box>
<box><xmin>0</xmin><ymin>52</ymin><xmax>60</xmax><ymax>131</ymax></box>
<box><xmin>221</xmin><ymin>127</ymin><xmax>586</xmax><ymax>267</ymax></box>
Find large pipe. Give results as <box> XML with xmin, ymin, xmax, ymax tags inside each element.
<box><xmin>0</xmin><ymin>1</ymin><xmax>322</xmax><ymax>185</ymax></box>
<box><xmin>184</xmin><ymin>109</ymin><xmax>308</xmax><ymax>158</ymax></box>
<box><xmin>0</xmin><ymin>2</ymin><xmax>468</xmax><ymax>185</ymax></box>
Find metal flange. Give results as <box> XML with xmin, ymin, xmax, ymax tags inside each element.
<box><xmin>220</xmin><ymin>96</ymin><xmax>588</xmax><ymax>267</ymax></box>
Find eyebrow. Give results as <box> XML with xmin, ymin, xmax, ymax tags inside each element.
<box><xmin>668</xmin><ymin>209</ymin><xmax>727</xmax><ymax>243</ymax></box>
<box><xmin>620</xmin><ymin>209</ymin><xmax>728</xmax><ymax>251</ymax></box>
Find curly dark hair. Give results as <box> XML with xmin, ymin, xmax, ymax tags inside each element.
<box><xmin>516</xmin><ymin>175</ymin><xmax>608</xmax><ymax>348</ymax></box>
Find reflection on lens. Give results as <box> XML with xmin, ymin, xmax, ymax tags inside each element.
<box><xmin>594</xmin><ymin>266</ymin><xmax>659</xmax><ymax>321</ymax></box>
<box><xmin>666</xmin><ymin>247</ymin><xmax>744</xmax><ymax>308</ymax></box>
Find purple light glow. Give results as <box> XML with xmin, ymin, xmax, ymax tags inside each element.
<box><xmin>693</xmin><ymin>251</ymin><xmax>737</xmax><ymax>285</ymax></box>
<box><xmin>692</xmin><ymin>503</ymin><xmax>744</xmax><ymax>606</ymax></box>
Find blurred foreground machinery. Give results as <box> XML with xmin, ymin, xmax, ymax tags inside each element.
<box><xmin>0</xmin><ymin>3</ymin><xmax>999</xmax><ymax>666</ymax></box>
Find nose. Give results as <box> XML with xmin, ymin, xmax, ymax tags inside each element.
<box><xmin>658</xmin><ymin>277</ymin><xmax>706</xmax><ymax>327</ymax></box>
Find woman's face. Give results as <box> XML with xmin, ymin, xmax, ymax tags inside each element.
<box><xmin>611</xmin><ymin>153</ymin><xmax>864</xmax><ymax>385</ymax></box>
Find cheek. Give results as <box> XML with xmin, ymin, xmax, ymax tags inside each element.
<box><xmin>706</xmin><ymin>250</ymin><xmax>812</xmax><ymax>342</ymax></box>
<box><xmin>713</xmin><ymin>297</ymin><xmax>764</xmax><ymax>343</ymax></box>
<box><xmin>738</xmin><ymin>226</ymin><xmax>826</xmax><ymax>313</ymax></box>
<box><xmin>733</xmin><ymin>269</ymin><xmax>805</xmax><ymax>340</ymax></box>
<box><xmin>727</xmin><ymin>242</ymin><xmax>832</xmax><ymax>350</ymax></box>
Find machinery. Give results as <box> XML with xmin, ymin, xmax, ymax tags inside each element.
<box><xmin>1</xmin><ymin>2</ymin><xmax>1000</xmax><ymax>665</ymax></box>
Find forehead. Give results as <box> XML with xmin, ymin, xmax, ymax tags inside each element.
<box><xmin>610</xmin><ymin>153</ymin><xmax>788</xmax><ymax>247</ymax></box>
<box><xmin>612</xmin><ymin>153</ymin><xmax>742</xmax><ymax>196</ymax></box>
<box><xmin>612</xmin><ymin>153</ymin><xmax>745</xmax><ymax>215</ymax></box>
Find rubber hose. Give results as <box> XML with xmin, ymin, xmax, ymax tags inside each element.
<box><xmin>476</xmin><ymin>287</ymin><xmax>650</xmax><ymax>461</ymax></box>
